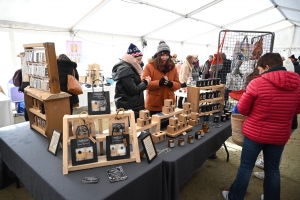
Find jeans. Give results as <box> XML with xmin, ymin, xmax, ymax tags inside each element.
<box><xmin>228</xmin><ymin>136</ymin><xmax>284</xmax><ymax>200</ymax></box>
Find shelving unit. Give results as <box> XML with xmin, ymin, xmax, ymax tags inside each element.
<box><xmin>23</xmin><ymin>43</ymin><xmax>71</xmax><ymax>140</ymax></box>
<box><xmin>62</xmin><ymin>110</ymin><xmax>140</xmax><ymax>174</ymax></box>
<box><xmin>187</xmin><ymin>84</ymin><xmax>225</xmax><ymax>115</ymax></box>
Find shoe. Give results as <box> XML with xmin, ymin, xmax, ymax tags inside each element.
<box><xmin>254</xmin><ymin>172</ymin><xmax>265</xmax><ymax>180</ymax></box>
<box><xmin>261</xmin><ymin>194</ymin><xmax>264</xmax><ymax>200</ymax></box>
<box><xmin>255</xmin><ymin>159</ymin><xmax>264</xmax><ymax>169</ymax></box>
<box><xmin>222</xmin><ymin>191</ymin><xmax>230</xmax><ymax>200</ymax></box>
<box><xmin>209</xmin><ymin>153</ymin><xmax>218</xmax><ymax>159</ymax></box>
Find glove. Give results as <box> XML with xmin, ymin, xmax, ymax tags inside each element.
<box><xmin>143</xmin><ymin>80</ymin><xmax>148</xmax><ymax>87</ymax></box>
<box><xmin>159</xmin><ymin>77</ymin><xmax>166</xmax><ymax>86</ymax></box>
<box><xmin>181</xmin><ymin>83</ymin><xmax>187</xmax><ymax>88</ymax></box>
<box><xmin>166</xmin><ymin>81</ymin><xmax>173</xmax><ymax>88</ymax></box>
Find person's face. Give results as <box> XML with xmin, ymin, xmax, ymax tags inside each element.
<box><xmin>135</xmin><ymin>56</ymin><xmax>143</xmax><ymax>65</ymax></box>
<box><xmin>160</xmin><ymin>54</ymin><xmax>169</xmax><ymax>62</ymax></box>
<box><xmin>193</xmin><ymin>57</ymin><xmax>198</xmax><ymax>63</ymax></box>
<box><xmin>208</xmin><ymin>56</ymin><xmax>213</xmax><ymax>61</ymax></box>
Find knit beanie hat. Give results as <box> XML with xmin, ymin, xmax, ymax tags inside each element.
<box><xmin>157</xmin><ymin>41</ymin><xmax>170</xmax><ymax>54</ymax></box>
<box><xmin>127</xmin><ymin>43</ymin><xmax>143</xmax><ymax>57</ymax></box>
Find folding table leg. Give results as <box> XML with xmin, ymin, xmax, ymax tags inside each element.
<box><xmin>223</xmin><ymin>142</ymin><xmax>229</xmax><ymax>162</ymax></box>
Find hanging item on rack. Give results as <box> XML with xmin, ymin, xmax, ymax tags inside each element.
<box><xmin>252</xmin><ymin>36</ymin><xmax>263</xmax><ymax>59</ymax></box>
<box><xmin>211</xmin><ymin>30</ymin><xmax>227</xmax><ymax>72</ymax></box>
<box><xmin>106</xmin><ymin>108</ymin><xmax>130</xmax><ymax>161</ymax></box>
<box><xmin>88</xmin><ymin>79</ymin><xmax>110</xmax><ymax>115</ymax></box>
<box><xmin>71</xmin><ymin>111</ymin><xmax>98</xmax><ymax>166</ymax></box>
<box><xmin>68</xmin><ymin>69</ymin><xmax>83</xmax><ymax>95</ymax></box>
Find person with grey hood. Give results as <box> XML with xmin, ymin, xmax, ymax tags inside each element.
<box><xmin>112</xmin><ymin>43</ymin><xmax>151</xmax><ymax>120</ymax></box>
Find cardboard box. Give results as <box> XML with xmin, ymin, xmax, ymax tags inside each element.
<box><xmin>183</xmin><ymin>102</ymin><xmax>191</xmax><ymax>110</ymax></box>
<box><xmin>167</xmin><ymin>125</ymin><xmax>177</xmax><ymax>134</ymax></box>
<box><xmin>164</xmin><ymin>99</ymin><xmax>173</xmax><ymax>107</ymax></box>
<box><xmin>139</xmin><ymin>110</ymin><xmax>150</xmax><ymax>120</ymax></box>
<box><xmin>151</xmin><ymin>131</ymin><xmax>167</xmax><ymax>143</ymax></box>
<box><xmin>169</xmin><ymin>117</ymin><xmax>178</xmax><ymax>126</ymax></box>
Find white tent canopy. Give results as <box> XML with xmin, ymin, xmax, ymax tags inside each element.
<box><xmin>0</xmin><ymin>0</ymin><xmax>299</xmax><ymax>94</ymax></box>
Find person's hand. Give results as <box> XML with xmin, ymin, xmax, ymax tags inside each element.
<box><xmin>145</xmin><ymin>76</ymin><xmax>151</xmax><ymax>84</ymax></box>
<box><xmin>159</xmin><ymin>77</ymin><xmax>166</xmax><ymax>86</ymax></box>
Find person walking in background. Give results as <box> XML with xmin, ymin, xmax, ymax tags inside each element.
<box><xmin>191</xmin><ymin>55</ymin><xmax>202</xmax><ymax>81</ymax></box>
<box><xmin>178</xmin><ymin>55</ymin><xmax>195</xmax><ymax>108</ymax></box>
<box><xmin>222</xmin><ymin>53</ymin><xmax>300</xmax><ymax>200</ymax></box>
<box><xmin>201</xmin><ymin>55</ymin><xmax>213</xmax><ymax>79</ymax></box>
<box><xmin>289</xmin><ymin>54</ymin><xmax>300</xmax><ymax>75</ymax></box>
<box><xmin>57</xmin><ymin>54</ymin><xmax>79</xmax><ymax>114</ymax></box>
<box><xmin>142</xmin><ymin>41</ymin><xmax>180</xmax><ymax>115</ymax></box>
<box><xmin>218</xmin><ymin>53</ymin><xmax>231</xmax><ymax>101</ymax></box>
<box><xmin>112</xmin><ymin>43</ymin><xmax>151</xmax><ymax>120</ymax></box>
<box><xmin>172</xmin><ymin>54</ymin><xmax>178</xmax><ymax>64</ymax></box>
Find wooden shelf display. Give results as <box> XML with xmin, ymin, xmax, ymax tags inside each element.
<box><xmin>187</xmin><ymin>84</ymin><xmax>225</xmax><ymax>115</ymax></box>
<box><xmin>62</xmin><ymin>110</ymin><xmax>140</xmax><ymax>175</ymax></box>
<box><xmin>23</xmin><ymin>42</ymin><xmax>61</xmax><ymax>94</ymax></box>
<box><xmin>23</xmin><ymin>43</ymin><xmax>71</xmax><ymax>140</ymax></box>
<box><xmin>25</xmin><ymin>87</ymin><xmax>71</xmax><ymax>140</ymax></box>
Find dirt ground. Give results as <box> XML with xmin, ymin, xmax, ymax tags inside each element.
<box><xmin>179</xmin><ymin>123</ymin><xmax>300</xmax><ymax>200</ymax></box>
<box><xmin>1</xmin><ymin>112</ymin><xmax>300</xmax><ymax>200</ymax></box>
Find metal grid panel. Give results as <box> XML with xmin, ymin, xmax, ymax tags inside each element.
<box><xmin>215</xmin><ymin>30</ymin><xmax>275</xmax><ymax>108</ymax></box>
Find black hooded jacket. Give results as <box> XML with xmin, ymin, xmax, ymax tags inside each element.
<box><xmin>57</xmin><ymin>60</ymin><xmax>79</xmax><ymax>106</ymax></box>
<box><xmin>293</xmin><ymin>60</ymin><xmax>300</xmax><ymax>76</ymax></box>
<box><xmin>112</xmin><ymin>60</ymin><xmax>147</xmax><ymax>114</ymax></box>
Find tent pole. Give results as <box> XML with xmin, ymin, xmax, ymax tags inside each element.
<box><xmin>288</xmin><ymin>25</ymin><xmax>296</xmax><ymax>56</ymax></box>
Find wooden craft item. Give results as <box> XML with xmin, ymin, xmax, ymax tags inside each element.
<box><xmin>151</xmin><ymin>131</ymin><xmax>167</xmax><ymax>143</ymax></box>
<box><xmin>167</xmin><ymin>125</ymin><xmax>177</xmax><ymax>134</ymax></box>
<box><xmin>162</xmin><ymin>106</ymin><xmax>172</xmax><ymax>114</ymax></box>
<box><xmin>178</xmin><ymin>114</ymin><xmax>188</xmax><ymax>123</ymax></box>
<box><xmin>164</xmin><ymin>99</ymin><xmax>173</xmax><ymax>107</ymax></box>
<box><xmin>137</xmin><ymin>117</ymin><xmax>152</xmax><ymax>127</ymax></box>
<box><xmin>191</xmin><ymin>112</ymin><xmax>199</xmax><ymax>120</ymax></box>
<box><xmin>183</xmin><ymin>102</ymin><xmax>191</xmax><ymax>110</ymax></box>
<box><xmin>179</xmin><ymin>122</ymin><xmax>185</xmax><ymax>129</ymax></box>
<box><xmin>139</xmin><ymin>110</ymin><xmax>150</xmax><ymax>120</ymax></box>
<box><xmin>169</xmin><ymin>117</ymin><xmax>178</xmax><ymax>126</ymax></box>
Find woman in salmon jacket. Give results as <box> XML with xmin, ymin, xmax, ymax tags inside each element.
<box><xmin>142</xmin><ymin>41</ymin><xmax>181</xmax><ymax>115</ymax></box>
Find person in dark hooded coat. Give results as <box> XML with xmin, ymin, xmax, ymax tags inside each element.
<box><xmin>112</xmin><ymin>43</ymin><xmax>151</xmax><ymax>120</ymax></box>
<box><xmin>57</xmin><ymin>54</ymin><xmax>79</xmax><ymax>114</ymax></box>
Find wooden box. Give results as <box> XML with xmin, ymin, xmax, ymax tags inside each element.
<box><xmin>178</xmin><ymin>114</ymin><xmax>188</xmax><ymax>123</ymax></box>
<box><xmin>139</xmin><ymin>110</ymin><xmax>150</xmax><ymax>120</ymax></box>
<box><xmin>164</xmin><ymin>99</ymin><xmax>173</xmax><ymax>107</ymax></box>
<box><xmin>162</xmin><ymin>106</ymin><xmax>172</xmax><ymax>114</ymax></box>
<box><xmin>169</xmin><ymin>117</ymin><xmax>178</xmax><ymax>126</ymax></box>
<box><xmin>179</xmin><ymin>122</ymin><xmax>185</xmax><ymax>129</ymax></box>
<box><xmin>189</xmin><ymin>118</ymin><xmax>200</xmax><ymax>126</ymax></box>
<box><xmin>191</xmin><ymin>112</ymin><xmax>199</xmax><ymax>120</ymax></box>
<box><xmin>167</xmin><ymin>125</ymin><xmax>177</xmax><ymax>134</ymax></box>
<box><xmin>183</xmin><ymin>102</ymin><xmax>191</xmax><ymax>110</ymax></box>
<box><xmin>177</xmin><ymin>123</ymin><xmax>181</xmax><ymax>130</ymax></box>
<box><xmin>137</xmin><ymin>117</ymin><xmax>152</xmax><ymax>127</ymax></box>
<box><xmin>182</xmin><ymin>109</ymin><xmax>191</xmax><ymax>115</ymax></box>
<box><xmin>151</xmin><ymin>131</ymin><xmax>167</xmax><ymax>143</ymax></box>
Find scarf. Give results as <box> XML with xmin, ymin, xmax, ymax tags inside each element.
<box><xmin>159</xmin><ymin>61</ymin><xmax>174</xmax><ymax>74</ymax></box>
<box><xmin>122</xmin><ymin>54</ymin><xmax>143</xmax><ymax>76</ymax></box>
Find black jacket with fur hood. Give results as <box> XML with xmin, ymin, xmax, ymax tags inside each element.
<box><xmin>57</xmin><ymin>59</ymin><xmax>79</xmax><ymax>106</ymax></box>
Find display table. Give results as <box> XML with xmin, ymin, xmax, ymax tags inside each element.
<box><xmin>0</xmin><ymin>123</ymin><xmax>167</xmax><ymax>200</ymax></box>
<box><xmin>78</xmin><ymin>84</ymin><xmax>115</xmax><ymax>107</ymax></box>
<box><xmin>0</xmin><ymin>114</ymin><xmax>231</xmax><ymax>200</ymax></box>
<box><xmin>0</xmin><ymin>93</ymin><xmax>14</xmax><ymax>127</ymax></box>
<box><xmin>148</xmin><ymin>114</ymin><xmax>232</xmax><ymax>200</ymax></box>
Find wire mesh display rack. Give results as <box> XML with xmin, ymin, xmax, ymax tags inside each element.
<box><xmin>214</xmin><ymin>30</ymin><xmax>275</xmax><ymax>109</ymax></box>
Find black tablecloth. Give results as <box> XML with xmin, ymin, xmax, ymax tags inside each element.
<box><xmin>0</xmin><ymin>123</ymin><xmax>167</xmax><ymax>200</ymax></box>
<box><xmin>149</xmin><ymin>114</ymin><xmax>232</xmax><ymax>200</ymax></box>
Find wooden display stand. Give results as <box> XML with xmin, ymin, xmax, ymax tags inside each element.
<box><xmin>187</xmin><ymin>84</ymin><xmax>225</xmax><ymax>116</ymax></box>
<box><xmin>62</xmin><ymin>110</ymin><xmax>140</xmax><ymax>174</ymax></box>
<box><xmin>23</xmin><ymin>43</ymin><xmax>71</xmax><ymax>140</ymax></box>
<box><xmin>151</xmin><ymin>131</ymin><xmax>167</xmax><ymax>143</ymax></box>
<box><xmin>24</xmin><ymin>88</ymin><xmax>71</xmax><ymax>139</ymax></box>
<box><xmin>87</xmin><ymin>63</ymin><xmax>100</xmax><ymax>85</ymax></box>
<box><xmin>166</xmin><ymin>113</ymin><xmax>193</xmax><ymax>137</ymax></box>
